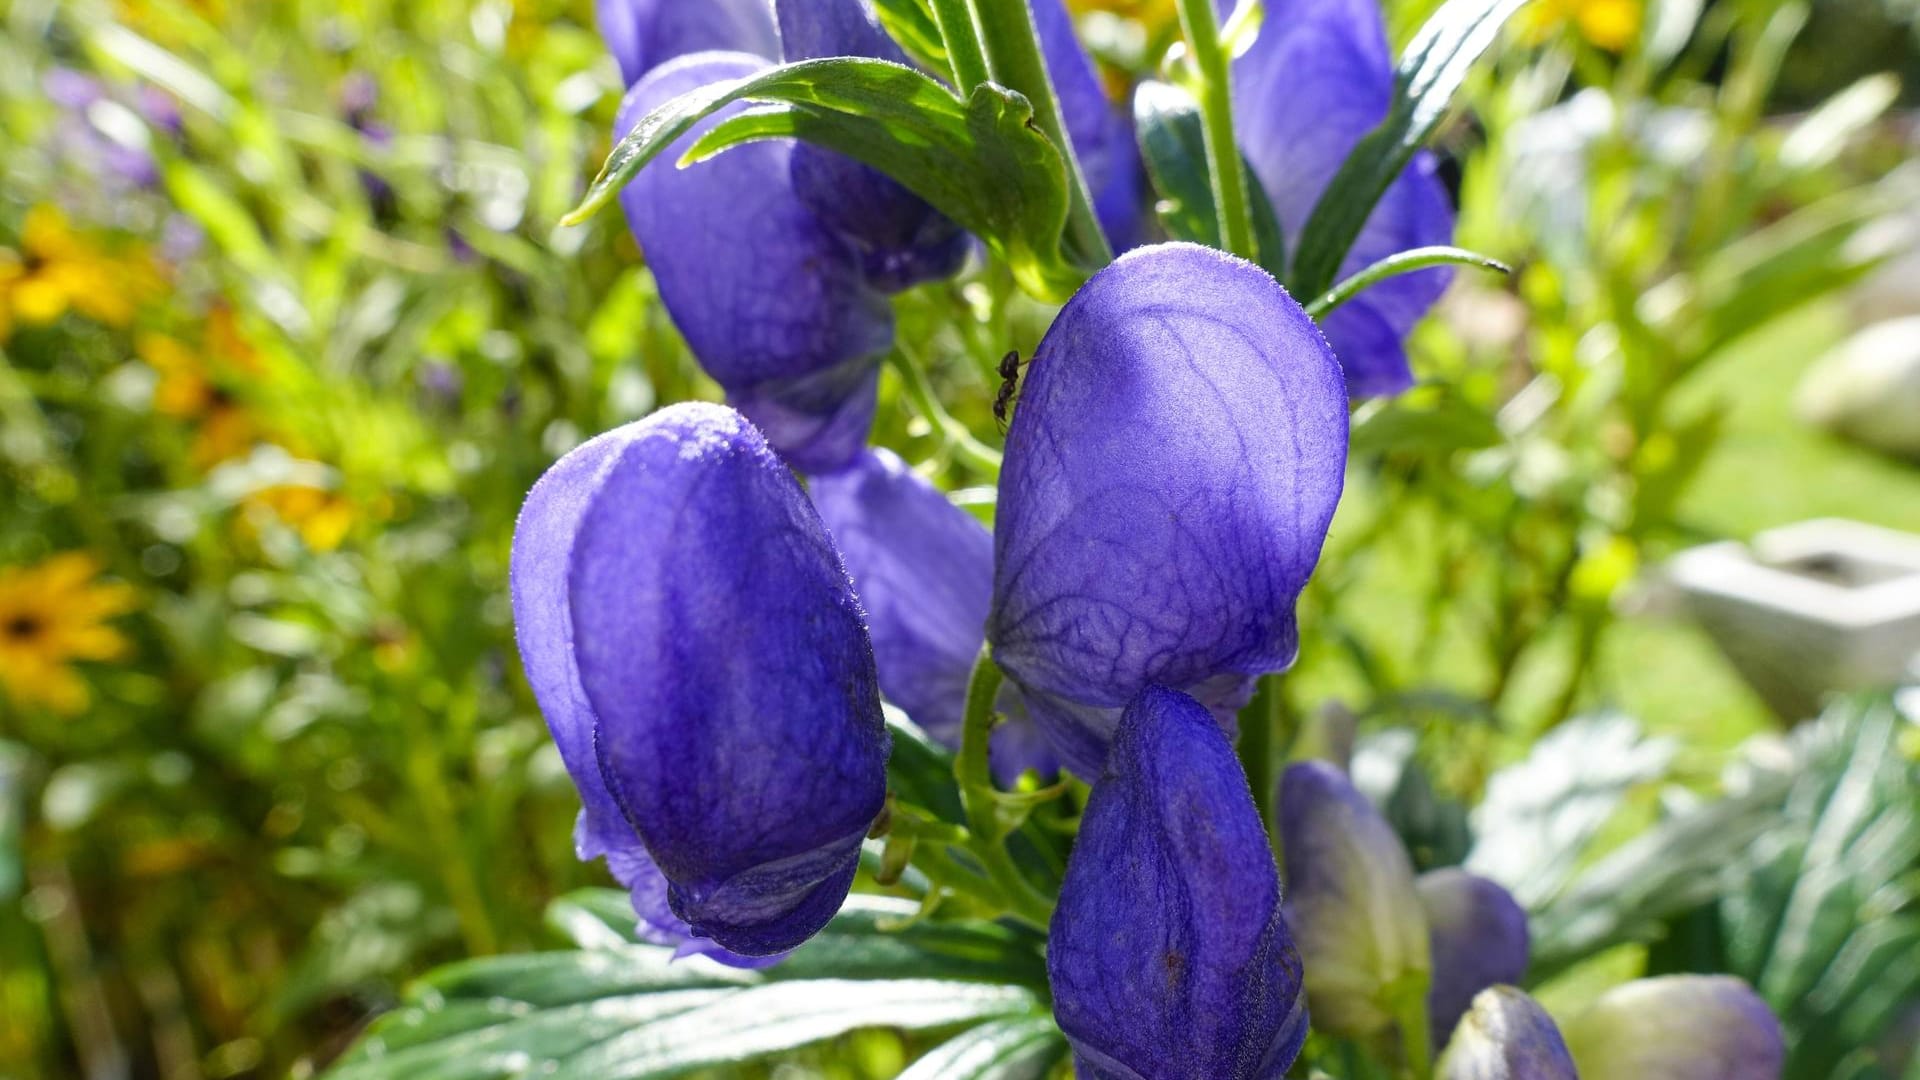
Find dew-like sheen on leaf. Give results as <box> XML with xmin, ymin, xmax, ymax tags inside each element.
<box><xmin>1048</xmin><ymin>686</ymin><xmax>1307</xmax><ymax>1079</ymax></box>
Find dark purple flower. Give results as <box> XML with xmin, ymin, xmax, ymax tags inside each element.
<box><xmin>617</xmin><ymin>53</ymin><xmax>893</xmax><ymax>474</ymax></box>
<box><xmin>1048</xmin><ymin>686</ymin><xmax>1307</xmax><ymax>1079</ymax></box>
<box><xmin>808</xmin><ymin>448</ymin><xmax>1057</xmax><ymax>780</ymax></box>
<box><xmin>1278</xmin><ymin>761</ymin><xmax>1430</xmax><ymax>1040</ymax></box>
<box><xmin>987</xmin><ymin>243</ymin><xmax>1348</xmax><ymax>777</ymax></box>
<box><xmin>509</xmin><ymin>402</ymin><xmax>890</xmax><ymax>961</ymax></box>
<box><xmin>1421</xmin><ymin>868</ymin><xmax>1531</xmax><ymax>1051</ymax></box>
<box><xmin>1232</xmin><ymin>0</ymin><xmax>1455</xmax><ymax>397</ymax></box>
<box><xmin>1561</xmin><ymin>975</ymin><xmax>1785</xmax><ymax>1080</ymax></box>
<box><xmin>777</xmin><ymin>0</ymin><xmax>970</xmax><ymax>291</ymax></box>
<box><xmin>1437</xmin><ymin>986</ymin><xmax>1578</xmax><ymax>1080</ymax></box>
<box><xmin>598</xmin><ymin>0</ymin><xmax>780</xmax><ymax>86</ymax></box>
<box><xmin>1030</xmin><ymin>0</ymin><xmax>1145</xmax><ymax>251</ymax></box>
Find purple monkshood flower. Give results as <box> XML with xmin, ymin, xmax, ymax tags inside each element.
<box><xmin>777</xmin><ymin>0</ymin><xmax>971</xmax><ymax>291</ymax></box>
<box><xmin>1421</xmin><ymin>868</ymin><xmax>1531</xmax><ymax>1052</ymax></box>
<box><xmin>510</xmin><ymin>402</ymin><xmax>890</xmax><ymax>963</ymax></box>
<box><xmin>1561</xmin><ymin>975</ymin><xmax>1786</xmax><ymax>1080</ymax></box>
<box><xmin>1232</xmin><ymin>0</ymin><xmax>1456</xmax><ymax>397</ymax></box>
<box><xmin>808</xmin><ymin>447</ymin><xmax>1058</xmax><ymax>781</ymax></box>
<box><xmin>1049</xmin><ymin>686</ymin><xmax>1308</xmax><ymax>1079</ymax></box>
<box><xmin>1278</xmin><ymin>761</ymin><xmax>1431</xmax><ymax>1040</ymax></box>
<box><xmin>617</xmin><ymin>52</ymin><xmax>894</xmax><ymax>474</ymax></box>
<box><xmin>597</xmin><ymin>0</ymin><xmax>780</xmax><ymax>86</ymax></box>
<box><xmin>987</xmin><ymin>243</ymin><xmax>1348</xmax><ymax>777</ymax></box>
<box><xmin>1438</xmin><ymin>987</ymin><xmax>1579</xmax><ymax>1080</ymax></box>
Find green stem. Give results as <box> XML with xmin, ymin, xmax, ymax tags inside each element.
<box><xmin>1174</xmin><ymin>0</ymin><xmax>1255</xmax><ymax>262</ymax></box>
<box><xmin>888</xmin><ymin>349</ymin><xmax>1004</xmax><ymax>476</ymax></box>
<box><xmin>1237</xmin><ymin>674</ymin><xmax>1277</xmax><ymax>839</ymax></box>
<box><xmin>958</xmin><ymin>648</ymin><xmax>1056</xmax><ymax>929</ymax></box>
<box><xmin>1392</xmin><ymin>977</ymin><xmax>1436</xmax><ymax>1080</ymax></box>
<box><xmin>967</xmin><ymin>0</ymin><xmax>1113</xmax><ymax>267</ymax></box>
<box><xmin>929</xmin><ymin>0</ymin><xmax>991</xmax><ymax>91</ymax></box>
<box><xmin>1306</xmin><ymin>246</ymin><xmax>1512</xmax><ymax>319</ymax></box>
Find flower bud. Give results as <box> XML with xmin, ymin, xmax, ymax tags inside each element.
<box><xmin>616</xmin><ymin>53</ymin><xmax>893</xmax><ymax>474</ymax></box>
<box><xmin>988</xmin><ymin>243</ymin><xmax>1348</xmax><ymax>777</ymax></box>
<box><xmin>1420</xmin><ymin>868</ymin><xmax>1531</xmax><ymax>1050</ymax></box>
<box><xmin>597</xmin><ymin>0</ymin><xmax>779</xmax><ymax>86</ymax></box>
<box><xmin>1231</xmin><ymin>0</ymin><xmax>1454</xmax><ymax>397</ymax></box>
<box><xmin>775</xmin><ymin>0</ymin><xmax>970</xmax><ymax>291</ymax></box>
<box><xmin>1562</xmin><ymin>975</ymin><xmax>1785</xmax><ymax>1080</ymax></box>
<box><xmin>510</xmin><ymin>403</ymin><xmax>889</xmax><ymax>960</ymax></box>
<box><xmin>1278</xmin><ymin>760</ymin><xmax>1431</xmax><ymax>1039</ymax></box>
<box><xmin>807</xmin><ymin>448</ymin><xmax>1055</xmax><ymax>779</ymax></box>
<box><xmin>1437</xmin><ymin>986</ymin><xmax>1578</xmax><ymax>1080</ymax></box>
<box><xmin>1049</xmin><ymin>687</ymin><xmax>1308</xmax><ymax>1079</ymax></box>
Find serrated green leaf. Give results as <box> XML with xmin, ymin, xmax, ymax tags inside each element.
<box><xmin>1289</xmin><ymin>0</ymin><xmax>1531</xmax><ymax>296</ymax></box>
<box><xmin>1132</xmin><ymin>80</ymin><xmax>1285</xmax><ymax>278</ymax></box>
<box><xmin>897</xmin><ymin>1013</ymin><xmax>1067</xmax><ymax>1079</ymax></box>
<box><xmin>563</xmin><ymin>57</ymin><xmax>1082</xmax><ymax>300</ymax></box>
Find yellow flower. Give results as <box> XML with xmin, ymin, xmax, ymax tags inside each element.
<box><xmin>0</xmin><ymin>553</ymin><xmax>138</xmax><ymax>715</ymax></box>
<box><xmin>1524</xmin><ymin>0</ymin><xmax>1641</xmax><ymax>50</ymax></box>
<box><xmin>245</xmin><ymin>484</ymin><xmax>359</xmax><ymax>552</ymax></box>
<box><xmin>0</xmin><ymin>206</ymin><xmax>163</xmax><ymax>341</ymax></box>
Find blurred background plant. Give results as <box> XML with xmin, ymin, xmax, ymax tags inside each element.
<box><xmin>0</xmin><ymin>0</ymin><xmax>1914</xmax><ymax>1077</ymax></box>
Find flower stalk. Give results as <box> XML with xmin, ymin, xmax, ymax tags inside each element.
<box><xmin>1174</xmin><ymin>0</ymin><xmax>1258</xmax><ymax>262</ymax></box>
<box><xmin>929</xmin><ymin>0</ymin><xmax>992</xmax><ymax>91</ymax></box>
<box><xmin>966</xmin><ymin>0</ymin><xmax>1114</xmax><ymax>268</ymax></box>
<box><xmin>957</xmin><ymin>647</ymin><xmax>1056</xmax><ymax>929</ymax></box>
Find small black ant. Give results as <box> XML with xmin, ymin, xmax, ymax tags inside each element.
<box><xmin>993</xmin><ymin>349</ymin><xmax>1028</xmax><ymax>429</ymax></box>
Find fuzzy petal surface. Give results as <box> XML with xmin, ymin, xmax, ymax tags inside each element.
<box><xmin>1421</xmin><ymin>868</ymin><xmax>1532</xmax><ymax>1051</ymax></box>
<box><xmin>1278</xmin><ymin>760</ymin><xmax>1431</xmax><ymax>1039</ymax></box>
<box><xmin>989</xmin><ymin>243</ymin><xmax>1347</xmax><ymax>777</ymax></box>
<box><xmin>511</xmin><ymin>403</ymin><xmax>888</xmax><ymax>958</ymax></box>
<box><xmin>598</xmin><ymin>0</ymin><xmax>779</xmax><ymax>86</ymax></box>
<box><xmin>1563</xmin><ymin>975</ymin><xmax>1785</xmax><ymax>1080</ymax></box>
<box><xmin>1231</xmin><ymin>0</ymin><xmax>1454</xmax><ymax>396</ymax></box>
<box><xmin>1438</xmin><ymin>987</ymin><xmax>1579</xmax><ymax>1080</ymax></box>
<box><xmin>617</xmin><ymin>53</ymin><xmax>893</xmax><ymax>473</ymax></box>
<box><xmin>1048</xmin><ymin>686</ymin><xmax>1307</xmax><ymax>1080</ymax></box>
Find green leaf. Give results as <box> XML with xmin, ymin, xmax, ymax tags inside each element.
<box><xmin>561</xmin><ymin>57</ymin><xmax>1082</xmax><ymax>301</ymax></box>
<box><xmin>871</xmin><ymin>0</ymin><xmax>952</xmax><ymax>76</ymax></box>
<box><xmin>1289</xmin><ymin>0</ymin><xmax>1530</xmax><ymax>296</ymax></box>
<box><xmin>897</xmin><ymin>1014</ymin><xmax>1068</xmax><ymax>1079</ymax></box>
<box><xmin>1348</xmin><ymin>390</ymin><xmax>1505</xmax><ymax>457</ymax></box>
<box><xmin>1719</xmin><ymin>696</ymin><xmax>1920</xmax><ymax>1080</ymax></box>
<box><xmin>1464</xmin><ymin>713</ymin><xmax>1676</xmax><ymax>913</ymax></box>
<box><xmin>885</xmin><ymin>709</ymin><xmax>968</xmax><ymax>826</ymax></box>
<box><xmin>1305</xmin><ymin>245</ymin><xmax>1510</xmax><ymax>319</ymax></box>
<box><xmin>328</xmin><ymin>895</ymin><xmax>1048</xmax><ymax>1079</ymax></box>
<box><xmin>1132</xmin><ymin>80</ymin><xmax>1286</xmax><ymax>278</ymax></box>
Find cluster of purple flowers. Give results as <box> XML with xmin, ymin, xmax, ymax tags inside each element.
<box><xmin>512</xmin><ymin>1</ymin><xmax>1786</xmax><ymax>1075</ymax></box>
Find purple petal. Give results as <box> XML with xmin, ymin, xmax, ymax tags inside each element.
<box><xmin>1438</xmin><ymin>986</ymin><xmax>1579</xmax><ymax>1080</ymax></box>
<box><xmin>1420</xmin><ymin>868</ymin><xmax>1532</xmax><ymax>1051</ymax></box>
<box><xmin>1278</xmin><ymin>761</ymin><xmax>1431</xmax><ymax>1039</ymax></box>
<box><xmin>597</xmin><ymin>0</ymin><xmax>779</xmax><ymax>86</ymax></box>
<box><xmin>1562</xmin><ymin>976</ymin><xmax>1785</xmax><ymax>1080</ymax></box>
<box><xmin>1232</xmin><ymin>0</ymin><xmax>1455</xmax><ymax>397</ymax></box>
<box><xmin>617</xmin><ymin>53</ymin><xmax>893</xmax><ymax>474</ymax></box>
<box><xmin>988</xmin><ymin>243</ymin><xmax>1348</xmax><ymax>777</ymax></box>
<box><xmin>808</xmin><ymin>448</ymin><xmax>1058</xmax><ymax>780</ymax></box>
<box><xmin>1030</xmin><ymin>0</ymin><xmax>1147</xmax><ymax>251</ymax></box>
<box><xmin>777</xmin><ymin>0</ymin><xmax>970</xmax><ymax>291</ymax></box>
<box><xmin>511</xmin><ymin>403</ymin><xmax>889</xmax><ymax>958</ymax></box>
<box><xmin>1048</xmin><ymin>686</ymin><xmax>1307</xmax><ymax>1080</ymax></box>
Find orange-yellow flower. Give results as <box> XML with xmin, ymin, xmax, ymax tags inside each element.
<box><xmin>245</xmin><ymin>484</ymin><xmax>359</xmax><ymax>552</ymax></box>
<box><xmin>0</xmin><ymin>553</ymin><xmax>138</xmax><ymax>715</ymax></box>
<box><xmin>0</xmin><ymin>206</ymin><xmax>162</xmax><ymax>341</ymax></box>
<box><xmin>1523</xmin><ymin>0</ymin><xmax>1641</xmax><ymax>50</ymax></box>
<box><xmin>138</xmin><ymin>328</ymin><xmax>264</xmax><ymax>468</ymax></box>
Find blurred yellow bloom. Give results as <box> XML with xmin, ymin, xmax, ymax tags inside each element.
<box><xmin>0</xmin><ymin>206</ymin><xmax>162</xmax><ymax>341</ymax></box>
<box><xmin>0</xmin><ymin>554</ymin><xmax>138</xmax><ymax>715</ymax></box>
<box><xmin>138</xmin><ymin>308</ymin><xmax>267</xmax><ymax>468</ymax></box>
<box><xmin>246</xmin><ymin>484</ymin><xmax>359</xmax><ymax>552</ymax></box>
<box><xmin>1068</xmin><ymin>0</ymin><xmax>1177</xmax><ymax>26</ymax></box>
<box><xmin>1524</xmin><ymin>0</ymin><xmax>1641</xmax><ymax>50</ymax></box>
